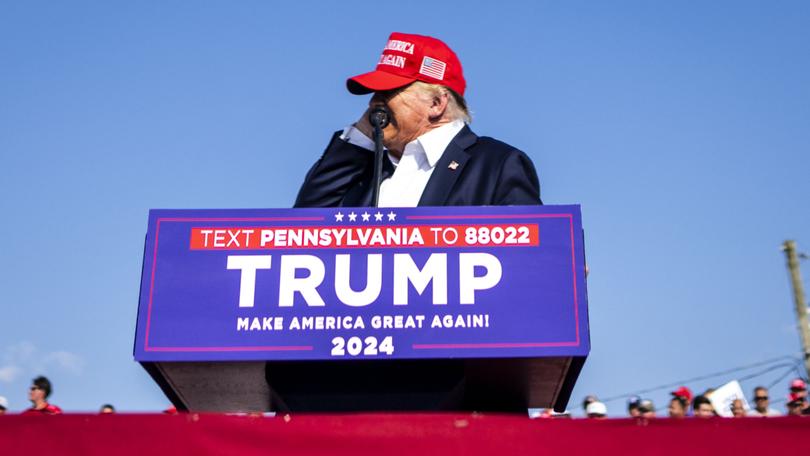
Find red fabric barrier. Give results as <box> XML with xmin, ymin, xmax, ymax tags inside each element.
<box><xmin>1</xmin><ymin>413</ymin><xmax>806</xmax><ymax>455</ymax></box>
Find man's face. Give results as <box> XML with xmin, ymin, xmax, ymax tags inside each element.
<box><xmin>753</xmin><ymin>389</ymin><xmax>769</xmax><ymax>412</ymax></box>
<box><xmin>731</xmin><ymin>400</ymin><xmax>745</xmax><ymax>417</ymax></box>
<box><xmin>787</xmin><ymin>402</ymin><xmax>803</xmax><ymax>416</ymax></box>
<box><xmin>370</xmin><ymin>85</ymin><xmax>433</xmax><ymax>154</ymax></box>
<box><xmin>694</xmin><ymin>403</ymin><xmax>714</xmax><ymax>418</ymax></box>
<box><xmin>668</xmin><ymin>399</ymin><xmax>686</xmax><ymax>418</ymax></box>
<box><xmin>29</xmin><ymin>385</ymin><xmax>45</xmax><ymax>404</ymax></box>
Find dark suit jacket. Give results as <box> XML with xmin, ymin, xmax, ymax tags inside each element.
<box><xmin>294</xmin><ymin>125</ymin><xmax>542</xmax><ymax>208</ymax></box>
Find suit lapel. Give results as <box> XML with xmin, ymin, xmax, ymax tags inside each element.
<box><xmin>418</xmin><ymin>126</ymin><xmax>477</xmax><ymax>206</ymax></box>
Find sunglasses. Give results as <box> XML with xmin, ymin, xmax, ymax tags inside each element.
<box><xmin>754</xmin><ymin>396</ymin><xmax>768</xmax><ymax>401</ymax></box>
<box><xmin>29</xmin><ymin>386</ymin><xmax>41</xmax><ymax>391</ymax></box>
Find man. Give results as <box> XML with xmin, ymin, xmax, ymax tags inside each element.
<box><xmin>582</xmin><ymin>394</ymin><xmax>599</xmax><ymax>414</ymax></box>
<box><xmin>730</xmin><ymin>399</ymin><xmax>746</xmax><ymax>417</ymax></box>
<box><xmin>667</xmin><ymin>385</ymin><xmax>692</xmax><ymax>418</ymax></box>
<box><xmin>692</xmin><ymin>395</ymin><xmax>715</xmax><ymax>418</ymax></box>
<box><xmin>747</xmin><ymin>386</ymin><xmax>780</xmax><ymax>417</ymax></box>
<box><xmin>22</xmin><ymin>376</ymin><xmax>62</xmax><ymax>415</ymax></box>
<box><xmin>295</xmin><ymin>32</ymin><xmax>541</xmax><ymax>208</ymax></box>
<box><xmin>627</xmin><ymin>395</ymin><xmax>641</xmax><ymax>417</ymax></box>
<box><xmin>787</xmin><ymin>379</ymin><xmax>810</xmax><ymax>415</ymax></box>
<box><xmin>99</xmin><ymin>404</ymin><xmax>116</xmax><ymax>414</ymax></box>
<box><xmin>786</xmin><ymin>392</ymin><xmax>805</xmax><ymax>416</ymax></box>
<box><xmin>0</xmin><ymin>395</ymin><xmax>8</xmax><ymax>414</ymax></box>
<box><xmin>668</xmin><ymin>396</ymin><xmax>688</xmax><ymax>418</ymax></box>
<box><xmin>585</xmin><ymin>401</ymin><xmax>608</xmax><ymax>419</ymax></box>
<box><xmin>638</xmin><ymin>399</ymin><xmax>656</xmax><ymax>418</ymax></box>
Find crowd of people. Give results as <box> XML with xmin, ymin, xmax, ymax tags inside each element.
<box><xmin>575</xmin><ymin>379</ymin><xmax>810</xmax><ymax>419</ymax></box>
<box><xmin>2</xmin><ymin>375</ymin><xmax>810</xmax><ymax>418</ymax></box>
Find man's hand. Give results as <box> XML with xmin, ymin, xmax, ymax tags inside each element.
<box><xmin>354</xmin><ymin>107</ymin><xmax>374</xmax><ymax>139</ymax></box>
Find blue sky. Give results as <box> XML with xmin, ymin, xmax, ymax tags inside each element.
<box><xmin>1</xmin><ymin>1</ymin><xmax>809</xmax><ymax>415</ymax></box>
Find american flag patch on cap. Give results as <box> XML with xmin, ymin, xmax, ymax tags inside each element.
<box><xmin>419</xmin><ymin>56</ymin><xmax>446</xmax><ymax>80</ymax></box>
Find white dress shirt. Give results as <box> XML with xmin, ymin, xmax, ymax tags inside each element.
<box><xmin>340</xmin><ymin>119</ymin><xmax>466</xmax><ymax>207</ymax></box>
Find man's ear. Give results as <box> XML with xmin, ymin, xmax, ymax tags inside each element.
<box><xmin>428</xmin><ymin>92</ymin><xmax>449</xmax><ymax>121</ymax></box>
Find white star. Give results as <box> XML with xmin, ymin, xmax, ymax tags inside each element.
<box><xmin>374</xmin><ymin>212</ymin><xmax>384</xmax><ymax>221</ymax></box>
<box><xmin>335</xmin><ymin>212</ymin><xmax>344</xmax><ymax>222</ymax></box>
<box><xmin>348</xmin><ymin>211</ymin><xmax>357</xmax><ymax>222</ymax></box>
<box><xmin>387</xmin><ymin>211</ymin><xmax>396</xmax><ymax>221</ymax></box>
<box><xmin>361</xmin><ymin>211</ymin><xmax>371</xmax><ymax>222</ymax></box>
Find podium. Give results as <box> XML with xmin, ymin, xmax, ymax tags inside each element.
<box><xmin>134</xmin><ymin>206</ymin><xmax>589</xmax><ymax>412</ymax></box>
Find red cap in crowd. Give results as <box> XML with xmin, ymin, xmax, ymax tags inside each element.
<box><xmin>670</xmin><ymin>386</ymin><xmax>693</xmax><ymax>403</ymax></box>
<box><xmin>790</xmin><ymin>378</ymin><xmax>807</xmax><ymax>391</ymax></box>
<box><xmin>347</xmin><ymin>32</ymin><xmax>466</xmax><ymax>96</ymax></box>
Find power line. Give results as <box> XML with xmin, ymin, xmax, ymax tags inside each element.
<box><xmin>599</xmin><ymin>355</ymin><xmax>800</xmax><ymax>404</ymax></box>
<box><xmin>737</xmin><ymin>361</ymin><xmax>800</xmax><ymax>383</ymax></box>
<box><xmin>761</xmin><ymin>364</ymin><xmax>804</xmax><ymax>405</ymax></box>
<box><xmin>767</xmin><ymin>365</ymin><xmax>799</xmax><ymax>391</ymax></box>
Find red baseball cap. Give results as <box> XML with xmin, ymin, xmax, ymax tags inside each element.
<box><xmin>790</xmin><ymin>378</ymin><xmax>807</xmax><ymax>391</ymax></box>
<box><xmin>670</xmin><ymin>386</ymin><xmax>693</xmax><ymax>403</ymax></box>
<box><xmin>347</xmin><ymin>32</ymin><xmax>466</xmax><ymax>96</ymax></box>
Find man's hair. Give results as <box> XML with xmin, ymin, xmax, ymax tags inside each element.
<box><xmin>410</xmin><ymin>81</ymin><xmax>471</xmax><ymax>123</ymax></box>
<box><xmin>753</xmin><ymin>386</ymin><xmax>767</xmax><ymax>393</ymax></box>
<box><xmin>692</xmin><ymin>395</ymin><xmax>712</xmax><ymax>409</ymax></box>
<box><xmin>670</xmin><ymin>396</ymin><xmax>687</xmax><ymax>409</ymax></box>
<box><xmin>32</xmin><ymin>376</ymin><xmax>52</xmax><ymax>398</ymax></box>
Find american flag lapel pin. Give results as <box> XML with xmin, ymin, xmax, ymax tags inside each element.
<box><xmin>448</xmin><ymin>161</ymin><xmax>459</xmax><ymax>170</ymax></box>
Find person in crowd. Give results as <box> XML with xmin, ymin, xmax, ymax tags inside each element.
<box><xmin>582</xmin><ymin>395</ymin><xmax>599</xmax><ymax>414</ymax></box>
<box><xmin>730</xmin><ymin>398</ymin><xmax>746</xmax><ymax>417</ymax></box>
<box><xmin>668</xmin><ymin>395</ymin><xmax>688</xmax><ymax>418</ymax></box>
<box><xmin>670</xmin><ymin>386</ymin><xmax>692</xmax><ymax>412</ymax></box>
<box><xmin>0</xmin><ymin>396</ymin><xmax>8</xmax><ymax>414</ymax></box>
<box><xmin>638</xmin><ymin>399</ymin><xmax>656</xmax><ymax>418</ymax></box>
<box><xmin>22</xmin><ymin>376</ymin><xmax>62</xmax><ymax>415</ymax></box>
<box><xmin>99</xmin><ymin>404</ymin><xmax>115</xmax><ymax>414</ymax></box>
<box><xmin>692</xmin><ymin>395</ymin><xmax>715</xmax><ymax>418</ymax></box>
<box><xmin>789</xmin><ymin>379</ymin><xmax>810</xmax><ymax>414</ymax></box>
<box><xmin>586</xmin><ymin>401</ymin><xmax>608</xmax><ymax>419</ymax></box>
<box><xmin>627</xmin><ymin>395</ymin><xmax>641</xmax><ymax>417</ymax></box>
<box><xmin>791</xmin><ymin>387</ymin><xmax>810</xmax><ymax>415</ymax></box>
<box><xmin>747</xmin><ymin>386</ymin><xmax>780</xmax><ymax>417</ymax></box>
<box><xmin>786</xmin><ymin>392</ymin><xmax>805</xmax><ymax>416</ymax></box>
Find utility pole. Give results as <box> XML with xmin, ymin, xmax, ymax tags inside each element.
<box><xmin>783</xmin><ymin>240</ymin><xmax>810</xmax><ymax>378</ymax></box>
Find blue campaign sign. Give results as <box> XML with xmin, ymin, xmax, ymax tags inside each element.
<box><xmin>133</xmin><ymin>206</ymin><xmax>589</xmax><ymax>362</ymax></box>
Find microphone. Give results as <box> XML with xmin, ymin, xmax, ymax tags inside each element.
<box><xmin>369</xmin><ymin>106</ymin><xmax>390</xmax><ymax>129</ymax></box>
<box><xmin>369</xmin><ymin>106</ymin><xmax>390</xmax><ymax>207</ymax></box>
